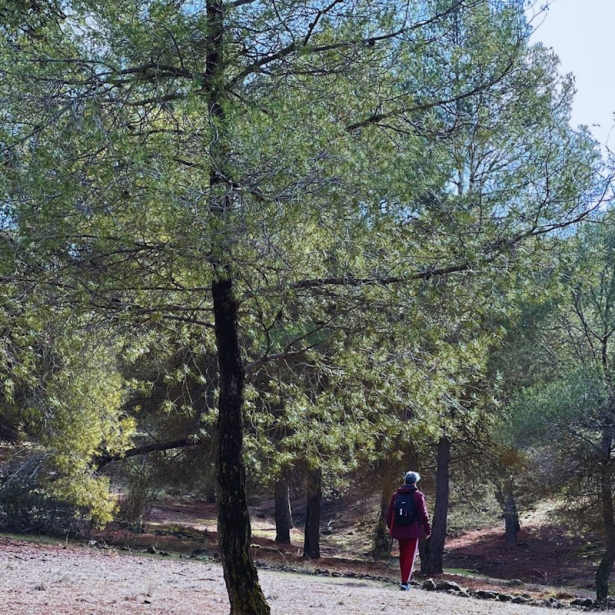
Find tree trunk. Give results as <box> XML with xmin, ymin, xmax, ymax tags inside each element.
<box><xmin>303</xmin><ymin>467</ymin><xmax>322</xmax><ymax>559</ymax></box>
<box><xmin>372</xmin><ymin>468</ymin><xmax>400</xmax><ymax>560</ymax></box>
<box><xmin>213</xmin><ymin>279</ymin><xmax>270</xmax><ymax>615</ymax></box>
<box><xmin>274</xmin><ymin>475</ymin><xmax>294</xmax><ymax>544</ymax></box>
<box><xmin>494</xmin><ymin>480</ymin><xmax>521</xmax><ymax>544</ymax></box>
<box><xmin>204</xmin><ymin>479</ymin><xmax>217</xmax><ymax>504</ymax></box>
<box><xmin>372</xmin><ymin>489</ymin><xmax>393</xmax><ymax>561</ymax></box>
<box><xmin>422</xmin><ymin>436</ymin><xmax>451</xmax><ymax>575</ymax></box>
<box><xmin>207</xmin><ymin>4</ymin><xmax>269</xmax><ymax>613</ymax></box>
<box><xmin>503</xmin><ymin>489</ymin><xmax>521</xmax><ymax>544</ymax></box>
<box><xmin>596</xmin><ymin>545</ymin><xmax>615</xmax><ymax>609</ymax></box>
<box><xmin>596</xmin><ymin>431</ymin><xmax>615</xmax><ymax>607</ymax></box>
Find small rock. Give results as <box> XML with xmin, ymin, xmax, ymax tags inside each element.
<box><xmin>512</xmin><ymin>596</ymin><xmax>531</xmax><ymax>604</ymax></box>
<box><xmin>449</xmin><ymin>590</ymin><xmax>470</xmax><ymax>598</ymax></box>
<box><xmin>159</xmin><ymin>551</ymin><xmax>171</xmax><ymax>557</ymax></box>
<box><xmin>475</xmin><ymin>590</ymin><xmax>498</xmax><ymax>600</ymax></box>
<box><xmin>497</xmin><ymin>593</ymin><xmax>513</xmax><ymax>602</ymax></box>
<box><xmin>570</xmin><ymin>598</ymin><xmax>593</xmax><ymax>608</ymax></box>
<box><xmin>147</xmin><ymin>546</ymin><xmax>157</xmax><ymax>554</ymax></box>
<box><xmin>422</xmin><ymin>579</ymin><xmax>437</xmax><ymax>591</ymax></box>
<box><xmin>436</xmin><ymin>581</ymin><xmax>461</xmax><ymax>592</ymax></box>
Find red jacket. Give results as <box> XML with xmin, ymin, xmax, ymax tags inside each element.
<box><xmin>386</xmin><ymin>486</ymin><xmax>431</xmax><ymax>540</ymax></box>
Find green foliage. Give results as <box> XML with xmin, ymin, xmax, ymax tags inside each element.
<box><xmin>0</xmin><ymin>455</ymin><xmax>81</xmax><ymax>535</ymax></box>
<box><xmin>491</xmin><ymin>214</ymin><xmax>615</xmax><ymax>552</ymax></box>
<box><xmin>0</xmin><ymin>284</ymin><xmax>134</xmax><ymax>524</ymax></box>
<box><xmin>507</xmin><ymin>369</ymin><xmax>608</xmax><ymax>451</ymax></box>
<box><xmin>0</xmin><ymin>0</ymin><xmax>610</xmax><ymax>544</ymax></box>
<box><xmin>116</xmin><ymin>460</ymin><xmax>160</xmax><ymax>531</ymax></box>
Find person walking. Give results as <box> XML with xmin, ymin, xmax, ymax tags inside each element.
<box><xmin>386</xmin><ymin>471</ymin><xmax>431</xmax><ymax>590</ymax></box>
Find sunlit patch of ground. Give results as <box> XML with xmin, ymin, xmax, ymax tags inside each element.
<box><xmin>0</xmin><ymin>536</ymin><xmax>590</xmax><ymax>615</ymax></box>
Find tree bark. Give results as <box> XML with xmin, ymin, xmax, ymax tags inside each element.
<box><xmin>372</xmin><ymin>468</ymin><xmax>400</xmax><ymax>560</ymax></box>
<box><xmin>274</xmin><ymin>475</ymin><xmax>294</xmax><ymax>544</ymax></box>
<box><xmin>494</xmin><ymin>479</ymin><xmax>521</xmax><ymax>544</ymax></box>
<box><xmin>303</xmin><ymin>467</ymin><xmax>322</xmax><ymax>559</ymax></box>
<box><xmin>372</xmin><ymin>489</ymin><xmax>393</xmax><ymax>561</ymax></box>
<box><xmin>596</xmin><ymin>430</ymin><xmax>615</xmax><ymax>607</ymax></box>
<box><xmin>422</xmin><ymin>436</ymin><xmax>451</xmax><ymax>575</ymax></box>
<box><xmin>207</xmin><ymin>2</ymin><xmax>269</xmax><ymax>613</ymax></box>
<box><xmin>503</xmin><ymin>489</ymin><xmax>521</xmax><ymax>544</ymax></box>
<box><xmin>213</xmin><ymin>279</ymin><xmax>270</xmax><ymax>615</ymax></box>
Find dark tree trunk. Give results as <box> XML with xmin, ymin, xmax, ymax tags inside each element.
<box><xmin>596</xmin><ymin>545</ymin><xmax>615</xmax><ymax>609</ymax></box>
<box><xmin>207</xmin><ymin>4</ymin><xmax>269</xmax><ymax>612</ymax></box>
<box><xmin>213</xmin><ymin>279</ymin><xmax>270</xmax><ymax>615</ymax></box>
<box><xmin>204</xmin><ymin>479</ymin><xmax>217</xmax><ymax>504</ymax></box>
<box><xmin>274</xmin><ymin>476</ymin><xmax>294</xmax><ymax>544</ymax></box>
<box><xmin>503</xmin><ymin>490</ymin><xmax>521</xmax><ymax>544</ymax></box>
<box><xmin>596</xmin><ymin>431</ymin><xmax>615</xmax><ymax>607</ymax></box>
<box><xmin>422</xmin><ymin>436</ymin><xmax>451</xmax><ymax>575</ymax></box>
<box><xmin>372</xmin><ymin>468</ymin><xmax>400</xmax><ymax>560</ymax></box>
<box><xmin>303</xmin><ymin>467</ymin><xmax>322</xmax><ymax>559</ymax></box>
<box><xmin>418</xmin><ymin>535</ymin><xmax>428</xmax><ymax>574</ymax></box>
<box><xmin>494</xmin><ymin>480</ymin><xmax>520</xmax><ymax>544</ymax></box>
<box><xmin>372</xmin><ymin>489</ymin><xmax>393</xmax><ymax>561</ymax></box>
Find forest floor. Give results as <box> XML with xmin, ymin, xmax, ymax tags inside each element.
<box><xmin>0</xmin><ymin>534</ymin><xmax>602</xmax><ymax>615</ymax></box>
<box><xmin>0</xmin><ymin>495</ymin><xmax>608</xmax><ymax>614</ymax></box>
<box><xmin>140</xmin><ymin>495</ymin><xmax>601</xmax><ymax>593</ymax></box>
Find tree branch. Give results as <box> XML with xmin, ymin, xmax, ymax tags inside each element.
<box><xmin>229</xmin><ymin>0</ymin><xmax>473</xmax><ymax>88</ymax></box>
<box><xmin>345</xmin><ymin>55</ymin><xmax>518</xmax><ymax>131</ymax></box>
<box><xmin>96</xmin><ymin>436</ymin><xmax>199</xmax><ymax>469</ymax></box>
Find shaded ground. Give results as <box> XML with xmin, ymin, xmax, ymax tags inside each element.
<box><xmin>445</xmin><ymin>525</ymin><xmax>599</xmax><ymax>590</ymax></box>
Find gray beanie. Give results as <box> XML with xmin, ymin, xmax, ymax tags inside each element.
<box><xmin>404</xmin><ymin>471</ymin><xmax>421</xmax><ymax>485</ymax></box>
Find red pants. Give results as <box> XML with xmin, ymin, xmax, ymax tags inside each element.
<box><xmin>398</xmin><ymin>537</ymin><xmax>419</xmax><ymax>584</ymax></box>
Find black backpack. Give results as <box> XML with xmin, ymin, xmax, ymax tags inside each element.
<box><xmin>394</xmin><ymin>488</ymin><xmax>418</xmax><ymax>526</ymax></box>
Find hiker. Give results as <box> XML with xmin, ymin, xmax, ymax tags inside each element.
<box><xmin>386</xmin><ymin>471</ymin><xmax>431</xmax><ymax>591</ymax></box>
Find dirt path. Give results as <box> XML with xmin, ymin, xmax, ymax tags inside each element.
<box><xmin>0</xmin><ymin>537</ymin><xmax>602</xmax><ymax>615</ymax></box>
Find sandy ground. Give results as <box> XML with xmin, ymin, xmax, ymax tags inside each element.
<box><xmin>0</xmin><ymin>537</ymin><xmax>607</xmax><ymax>615</ymax></box>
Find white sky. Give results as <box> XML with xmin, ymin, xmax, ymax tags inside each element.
<box><xmin>528</xmin><ymin>0</ymin><xmax>615</xmax><ymax>149</ymax></box>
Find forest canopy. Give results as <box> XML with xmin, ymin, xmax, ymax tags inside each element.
<box><xmin>0</xmin><ymin>0</ymin><xmax>614</xmax><ymax>612</ymax></box>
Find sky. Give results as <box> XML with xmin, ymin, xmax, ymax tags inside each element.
<box><xmin>528</xmin><ymin>0</ymin><xmax>615</xmax><ymax>149</ymax></box>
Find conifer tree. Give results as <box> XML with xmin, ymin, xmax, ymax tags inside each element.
<box><xmin>0</xmin><ymin>1</ymin><xmax>608</xmax><ymax>612</ymax></box>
